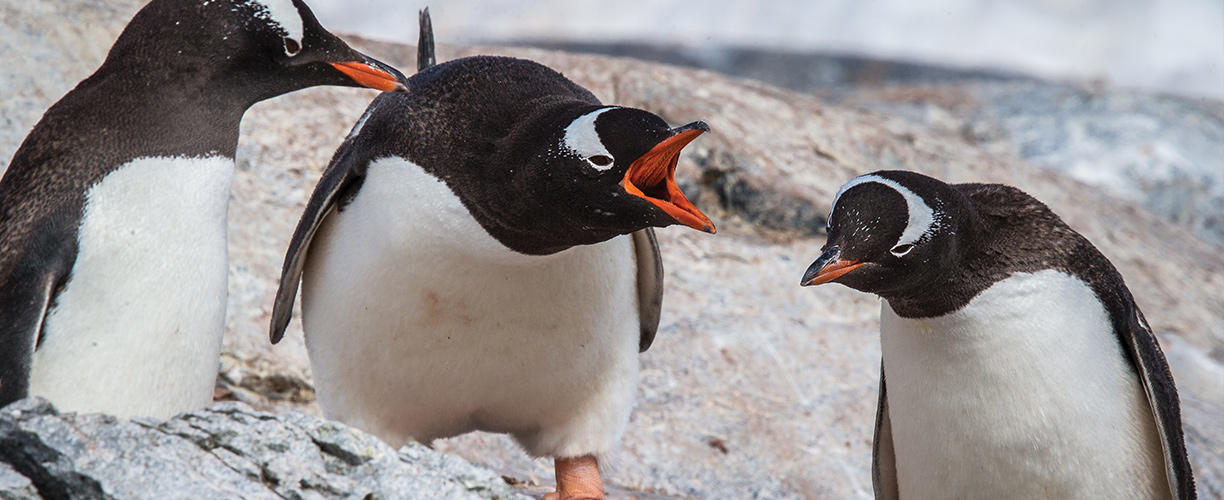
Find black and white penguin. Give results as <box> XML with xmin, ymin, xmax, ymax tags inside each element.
<box><xmin>268</xmin><ymin>53</ymin><xmax>714</xmax><ymax>499</ymax></box>
<box><xmin>0</xmin><ymin>0</ymin><xmax>409</xmax><ymax>418</ymax></box>
<box><xmin>801</xmin><ymin>170</ymin><xmax>1195</xmax><ymax>499</ymax></box>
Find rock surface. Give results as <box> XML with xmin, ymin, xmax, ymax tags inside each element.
<box><xmin>2</xmin><ymin>1</ymin><xmax>1222</xmax><ymax>499</ymax></box>
<box><xmin>0</xmin><ymin>398</ymin><xmax>531</xmax><ymax>500</ymax></box>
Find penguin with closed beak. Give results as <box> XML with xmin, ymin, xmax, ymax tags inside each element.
<box><xmin>0</xmin><ymin>0</ymin><xmax>409</xmax><ymax>418</ymax></box>
<box><xmin>270</xmin><ymin>13</ymin><xmax>714</xmax><ymax>500</ymax></box>
<box><xmin>801</xmin><ymin>170</ymin><xmax>1195</xmax><ymax>499</ymax></box>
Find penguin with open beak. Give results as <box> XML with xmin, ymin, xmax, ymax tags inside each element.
<box><xmin>270</xmin><ymin>12</ymin><xmax>714</xmax><ymax>500</ymax></box>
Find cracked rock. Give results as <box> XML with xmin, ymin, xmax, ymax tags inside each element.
<box><xmin>0</xmin><ymin>399</ymin><xmax>529</xmax><ymax>500</ymax></box>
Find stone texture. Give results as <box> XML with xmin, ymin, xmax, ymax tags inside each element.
<box><xmin>0</xmin><ymin>398</ymin><xmax>531</xmax><ymax>500</ymax></box>
<box><xmin>2</xmin><ymin>1</ymin><xmax>1222</xmax><ymax>499</ymax></box>
<box><xmin>0</xmin><ymin>461</ymin><xmax>38</xmax><ymax>500</ymax></box>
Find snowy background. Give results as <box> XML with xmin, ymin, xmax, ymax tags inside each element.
<box><xmin>308</xmin><ymin>0</ymin><xmax>1224</xmax><ymax>100</ymax></box>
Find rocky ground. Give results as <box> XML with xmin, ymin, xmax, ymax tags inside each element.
<box><xmin>0</xmin><ymin>398</ymin><xmax>531</xmax><ymax>500</ymax></box>
<box><xmin>2</xmin><ymin>0</ymin><xmax>1222</xmax><ymax>499</ymax></box>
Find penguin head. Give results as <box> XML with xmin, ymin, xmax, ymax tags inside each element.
<box><xmin>555</xmin><ymin>106</ymin><xmax>715</xmax><ymax>232</ymax></box>
<box><xmin>100</xmin><ymin>0</ymin><xmax>407</xmax><ymax>102</ymax></box>
<box><xmin>353</xmin><ymin>56</ymin><xmax>711</xmax><ymax>255</ymax></box>
<box><xmin>800</xmin><ymin>170</ymin><xmax>971</xmax><ymax>297</ymax></box>
<box><xmin>484</xmin><ymin>104</ymin><xmax>715</xmax><ymax>254</ymax></box>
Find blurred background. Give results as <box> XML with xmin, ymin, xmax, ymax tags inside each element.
<box><xmin>309</xmin><ymin>0</ymin><xmax>1224</xmax><ymax>100</ymax></box>
<box><xmin>309</xmin><ymin>0</ymin><xmax>1224</xmax><ymax>250</ymax></box>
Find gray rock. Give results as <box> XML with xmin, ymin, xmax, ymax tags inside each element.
<box><xmin>0</xmin><ymin>398</ymin><xmax>530</xmax><ymax>500</ymax></box>
<box><xmin>0</xmin><ymin>461</ymin><xmax>39</xmax><ymax>500</ymax></box>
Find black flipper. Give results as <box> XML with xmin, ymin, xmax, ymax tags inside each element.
<box><xmin>269</xmin><ymin>107</ymin><xmax>380</xmax><ymax>344</ymax></box>
<box><xmin>0</xmin><ymin>250</ymin><xmax>70</xmax><ymax>407</ymax></box>
<box><xmin>632</xmin><ymin>228</ymin><xmax>663</xmax><ymax>352</ymax></box>
<box><xmin>872</xmin><ymin>366</ymin><xmax>898</xmax><ymax>500</ymax></box>
<box><xmin>1122</xmin><ymin>305</ymin><xmax>1197</xmax><ymax>499</ymax></box>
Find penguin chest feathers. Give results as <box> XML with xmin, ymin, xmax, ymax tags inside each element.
<box><xmin>30</xmin><ymin>156</ymin><xmax>234</xmax><ymax>418</ymax></box>
<box><xmin>880</xmin><ymin>269</ymin><xmax>1168</xmax><ymax>500</ymax></box>
<box><xmin>300</xmin><ymin>156</ymin><xmax>641</xmax><ymax>458</ymax></box>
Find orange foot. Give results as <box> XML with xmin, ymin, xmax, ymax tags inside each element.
<box><xmin>542</xmin><ymin>455</ymin><xmax>605</xmax><ymax>500</ymax></box>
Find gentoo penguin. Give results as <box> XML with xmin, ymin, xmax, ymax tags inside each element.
<box><xmin>0</xmin><ymin>0</ymin><xmax>409</xmax><ymax>418</ymax></box>
<box><xmin>268</xmin><ymin>53</ymin><xmax>715</xmax><ymax>499</ymax></box>
<box><xmin>801</xmin><ymin>170</ymin><xmax>1195</xmax><ymax>499</ymax></box>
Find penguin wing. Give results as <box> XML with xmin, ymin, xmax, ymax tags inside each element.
<box><xmin>269</xmin><ymin>134</ymin><xmax>372</xmax><ymax>344</ymax></box>
<box><xmin>0</xmin><ymin>244</ymin><xmax>71</xmax><ymax>406</ymax></box>
<box><xmin>872</xmin><ymin>366</ymin><xmax>899</xmax><ymax>500</ymax></box>
<box><xmin>632</xmin><ymin>228</ymin><xmax>664</xmax><ymax>352</ymax></box>
<box><xmin>1120</xmin><ymin>305</ymin><xmax>1196</xmax><ymax>499</ymax></box>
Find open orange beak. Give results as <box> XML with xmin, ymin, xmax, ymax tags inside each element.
<box><xmin>801</xmin><ymin>245</ymin><xmax>863</xmax><ymax>286</ymax></box>
<box><xmin>622</xmin><ymin>121</ymin><xmax>716</xmax><ymax>233</ymax></box>
<box><xmin>328</xmin><ymin>61</ymin><xmax>409</xmax><ymax>93</ymax></box>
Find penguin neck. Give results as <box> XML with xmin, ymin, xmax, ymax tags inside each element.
<box><xmin>67</xmin><ymin>67</ymin><xmax>250</xmax><ymax>159</ymax></box>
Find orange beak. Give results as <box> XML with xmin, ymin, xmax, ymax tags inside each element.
<box><xmin>801</xmin><ymin>245</ymin><xmax>863</xmax><ymax>286</ymax></box>
<box><xmin>328</xmin><ymin>61</ymin><xmax>408</xmax><ymax>92</ymax></box>
<box><xmin>622</xmin><ymin>122</ymin><xmax>716</xmax><ymax>233</ymax></box>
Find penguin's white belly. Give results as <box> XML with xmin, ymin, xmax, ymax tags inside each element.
<box><xmin>880</xmin><ymin>270</ymin><xmax>1168</xmax><ymax>500</ymax></box>
<box><xmin>300</xmin><ymin>157</ymin><xmax>641</xmax><ymax>459</ymax></box>
<box><xmin>30</xmin><ymin>156</ymin><xmax>233</xmax><ymax>419</ymax></box>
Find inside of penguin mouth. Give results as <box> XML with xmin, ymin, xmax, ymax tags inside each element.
<box><xmin>621</xmin><ymin>130</ymin><xmax>715</xmax><ymax>233</ymax></box>
<box><xmin>633</xmin><ymin>167</ymin><xmax>673</xmax><ymax>203</ymax></box>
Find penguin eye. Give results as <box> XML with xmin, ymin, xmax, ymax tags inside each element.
<box><xmin>283</xmin><ymin>37</ymin><xmax>301</xmax><ymax>56</ymax></box>
<box><xmin>588</xmin><ymin>155</ymin><xmax>613</xmax><ymax>167</ymax></box>
<box><xmin>890</xmin><ymin>243</ymin><xmax>915</xmax><ymax>257</ymax></box>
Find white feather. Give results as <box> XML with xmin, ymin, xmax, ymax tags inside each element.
<box><xmin>563</xmin><ymin>107</ymin><xmax>616</xmax><ymax>170</ymax></box>
<box><xmin>300</xmin><ymin>156</ymin><xmax>641</xmax><ymax>459</ymax></box>
<box><xmin>880</xmin><ymin>269</ymin><xmax>1169</xmax><ymax>499</ymax></box>
<box><xmin>30</xmin><ymin>156</ymin><xmax>233</xmax><ymax>419</ymax></box>
<box><xmin>833</xmin><ymin>174</ymin><xmax>935</xmax><ymax>247</ymax></box>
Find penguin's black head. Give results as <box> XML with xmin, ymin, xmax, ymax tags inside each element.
<box><xmin>544</xmin><ymin>105</ymin><xmax>715</xmax><ymax>237</ymax></box>
<box><xmin>800</xmin><ymin>170</ymin><xmax>971</xmax><ymax>298</ymax></box>
<box><xmin>101</xmin><ymin>0</ymin><xmax>407</xmax><ymax>102</ymax></box>
<box><xmin>365</xmin><ymin>56</ymin><xmax>712</xmax><ymax>255</ymax></box>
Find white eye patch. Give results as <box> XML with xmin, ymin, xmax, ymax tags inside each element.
<box><xmin>563</xmin><ymin>107</ymin><xmax>617</xmax><ymax>171</ymax></box>
<box><xmin>832</xmin><ymin>174</ymin><xmax>936</xmax><ymax>247</ymax></box>
<box><xmin>245</xmin><ymin>0</ymin><xmax>304</xmax><ymax>55</ymax></box>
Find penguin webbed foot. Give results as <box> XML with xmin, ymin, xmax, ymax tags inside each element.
<box><xmin>543</xmin><ymin>455</ymin><xmax>605</xmax><ymax>500</ymax></box>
